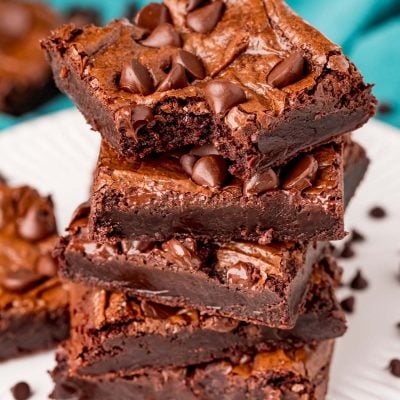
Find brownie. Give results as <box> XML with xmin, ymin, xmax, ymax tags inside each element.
<box><xmin>0</xmin><ymin>180</ymin><xmax>69</xmax><ymax>360</ymax></box>
<box><xmin>90</xmin><ymin>141</ymin><xmax>346</xmax><ymax>243</ymax></box>
<box><xmin>56</xmin><ymin>205</ymin><xmax>325</xmax><ymax>328</ymax></box>
<box><xmin>51</xmin><ymin>340</ymin><xmax>333</xmax><ymax>400</ymax></box>
<box><xmin>0</xmin><ymin>0</ymin><xmax>61</xmax><ymax>116</ymax></box>
<box><xmin>66</xmin><ymin>254</ymin><xmax>344</xmax><ymax>376</ymax></box>
<box><xmin>41</xmin><ymin>0</ymin><xmax>375</xmax><ymax>179</ymax></box>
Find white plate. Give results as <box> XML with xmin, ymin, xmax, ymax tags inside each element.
<box><xmin>0</xmin><ymin>110</ymin><xmax>399</xmax><ymax>399</ymax></box>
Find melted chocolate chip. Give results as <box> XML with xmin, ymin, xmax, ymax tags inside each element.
<box><xmin>340</xmin><ymin>296</ymin><xmax>355</xmax><ymax>314</ymax></box>
<box><xmin>134</xmin><ymin>3</ymin><xmax>172</xmax><ymax>31</ymax></box>
<box><xmin>267</xmin><ymin>51</ymin><xmax>306</xmax><ymax>89</ymax></box>
<box><xmin>129</xmin><ymin>240</ymin><xmax>155</xmax><ymax>253</ymax></box>
<box><xmin>120</xmin><ymin>60</ymin><xmax>154</xmax><ymax>95</ymax></box>
<box><xmin>162</xmin><ymin>239</ymin><xmax>201</xmax><ymax>269</ymax></box>
<box><xmin>1</xmin><ymin>269</ymin><xmax>44</xmax><ymax>293</ymax></box>
<box><xmin>369</xmin><ymin>206</ymin><xmax>386</xmax><ymax>219</ymax></box>
<box><xmin>191</xmin><ymin>155</ymin><xmax>227</xmax><ymax>188</ymax></box>
<box><xmin>157</xmin><ymin>64</ymin><xmax>189</xmax><ymax>92</ymax></box>
<box><xmin>141</xmin><ymin>23</ymin><xmax>182</xmax><ymax>48</ymax></box>
<box><xmin>186</xmin><ymin>0</ymin><xmax>206</xmax><ymax>12</ymax></box>
<box><xmin>350</xmin><ymin>270</ymin><xmax>368</xmax><ymax>290</ymax></box>
<box><xmin>282</xmin><ymin>155</ymin><xmax>318</xmax><ymax>191</ymax></box>
<box><xmin>129</xmin><ymin>105</ymin><xmax>154</xmax><ymax>138</ymax></box>
<box><xmin>205</xmin><ymin>80</ymin><xmax>246</xmax><ymax>114</ymax></box>
<box><xmin>141</xmin><ymin>300</ymin><xmax>178</xmax><ymax>319</ymax></box>
<box><xmin>174</xmin><ymin>50</ymin><xmax>206</xmax><ymax>80</ymax></box>
<box><xmin>203</xmin><ymin>316</ymin><xmax>239</xmax><ymax>333</ymax></box>
<box><xmin>244</xmin><ymin>169</ymin><xmax>279</xmax><ymax>196</ymax></box>
<box><xmin>389</xmin><ymin>359</ymin><xmax>400</xmax><ymax>378</ymax></box>
<box><xmin>186</xmin><ymin>1</ymin><xmax>225</xmax><ymax>34</ymax></box>
<box><xmin>226</xmin><ymin>263</ymin><xmax>251</xmax><ymax>287</ymax></box>
<box><xmin>10</xmin><ymin>381</ymin><xmax>32</xmax><ymax>400</ymax></box>
<box><xmin>0</xmin><ymin>3</ymin><xmax>32</xmax><ymax>44</ymax></box>
<box><xmin>36</xmin><ymin>254</ymin><xmax>58</xmax><ymax>277</ymax></box>
<box><xmin>180</xmin><ymin>154</ymin><xmax>198</xmax><ymax>176</ymax></box>
<box><xmin>190</xmin><ymin>144</ymin><xmax>219</xmax><ymax>157</ymax></box>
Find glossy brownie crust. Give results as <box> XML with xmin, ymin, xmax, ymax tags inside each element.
<box><xmin>42</xmin><ymin>0</ymin><xmax>375</xmax><ymax>179</ymax></box>
<box><xmin>0</xmin><ymin>0</ymin><xmax>60</xmax><ymax>115</ymax></box>
<box><xmin>90</xmin><ymin>141</ymin><xmax>345</xmax><ymax>243</ymax></box>
<box><xmin>66</xmin><ymin>255</ymin><xmax>344</xmax><ymax>376</ymax></box>
<box><xmin>51</xmin><ymin>340</ymin><xmax>333</xmax><ymax>400</ymax></box>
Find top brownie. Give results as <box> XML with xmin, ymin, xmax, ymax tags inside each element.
<box><xmin>42</xmin><ymin>0</ymin><xmax>375</xmax><ymax>179</ymax></box>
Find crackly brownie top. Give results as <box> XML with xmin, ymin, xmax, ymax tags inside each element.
<box><xmin>0</xmin><ymin>0</ymin><xmax>60</xmax><ymax>84</ymax></box>
<box><xmin>0</xmin><ymin>179</ymin><xmax>65</xmax><ymax>314</ymax></box>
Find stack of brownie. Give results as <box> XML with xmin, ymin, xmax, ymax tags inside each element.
<box><xmin>42</xmin><ymin>0</ymin><xmax>376</xmax><ymax>398</ymax></box>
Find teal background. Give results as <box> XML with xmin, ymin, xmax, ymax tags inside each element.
<box><xmin>1</xmin><ymin>0</ymin><xmax>399</xmax><ymax>130</ymax></box>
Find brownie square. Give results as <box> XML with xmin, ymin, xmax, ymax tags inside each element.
<box><xmin>0</xmin><ymin>0</ymin><xmax>61</xmax><ymax>116</ymax></box>
<box><xmin>0</xmin><ymin>180</ymin><xmax>69</xmax><ymax>360</ymax></box>
<box><xmin>41</xmin><ymin>0</ymin><xmax>375</xmax><ymax>179</ymax></box>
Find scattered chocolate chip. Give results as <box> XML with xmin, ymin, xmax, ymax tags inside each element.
<box><xmin>180</xmin><ymin>154</ymin><xmax>198</xmax><ymax>176</ymax></box>
<box><xmin>66</xmin><ymin>7</ymin><xmax>101</xmax><ymax>27</ymax></box>
<box><xmin>244</xmin><ymin>168</ymin><xmax>279</xmax><ymax>196</ymax></box>
<box><xmin>267</xmin><ymin>51</ymin><xmax>306</xmax><ymax>89</ymax></box>
<box><xmin>339</xmin><ymin>241</ymin><xmax>355</xmax><ymax>259</ymax></box>
<box><xmin>134</xmin><ymin>3</ymin><xmax>172</xmax><ymax>31</ymax></box>
<box><xmin>141</xmin><ymin>23</ymin><xmax>182</xmax><ymax>48</ymax></box>
<box><xmin>351</xmin><ymin>229</ymin><xmax>365</xmax><ymax>243</ymax></box>
<box><xmin>0</xmin><ymin>3</ymin><xmax>32</xmax><ymax>43</ymax></box>
<box><xmin>120</xmin><ymin>60</ymin><xmax>154</xmax><ymax>95</ymax></box>
<box><xmin>191</xmin><ymin>155</ymin><xmax>227</xmax><ymax>188</ymax></box>
<box><xmin>203</xmin><ymin>316</ymin><xmax>239</xmax><ymax>333</ymax></box>
<box><xmin>36</xmin><ymin>254</ymin><xmax>58</xmax><ymax>277</ymax></box>
<box><xmin>17</xmin><ymin>202</ymin><xmax>57</xmax><ymax>242</ymax></box>
<box><xmin>226</xmin><ymin>263</ymin><xmax>251</xmax><ymax>287</ymax></box>
<box><xmin>186</xmin><ymin>0</ymin><xmax>206</xmax><ymax>12</ymax></box>
<box><xmin>389</xmin><ymin>359</ymin><xmax>400</xmax><ymax>378</ymax></box>
<box><xmin>186</xmin><ymin>0</ymin><xmax>225</xmax><ymax>34</ymax></box>
<box><xmin>190</xmin><ymin>144</ymin><xmax>219</xmax><ymax>157</ymax></box>
<box><xmin>157</xmin><ymin>64</ymin><xmax>189</xmax><ymax>92</ymax></box>
<box><xmin>141</xmin><ymin>300</ymin><xmax>178</xmax><ymax>319</ymax></box>
<box><xmin>378</xmin><ymin>102</ymin><xmax>393</xmax><ymax>115</ymax></box>
<box><xmin>174</xmin><ymin>50</ymin><xmax>205</xmax><ymax>80</ymax></box>
<box><xmin>369</xmin><ymin>206</ymin><xmax>386</xmax><ymax>219</ymax></box>
<box><xmin>340</xmin><ymin>296</ymin><xmax>355</xmax><ymax>314</ymax></box>
<box><xmin>1</xmin><ymin>269</ymin><xmax>44</xmax><ymax>293</ymax></box>
<box><xmin>350</xmin><ymin>269</ymin><xmax>368</xmax><ymax>290</ymax></box>
<box><xmin>205</xmin><ymin>80</ymin><xmax>246</xmax><ymax>114</ymax></box>
<box><xmin>283</xmin><ymin>155</ymin><xmax>318</xmax><ymax>191</ymax></box>
<box><xmin>10</xmin><ymin>381</ymin><xmax>31</xmax><ymax>400</ymax></box>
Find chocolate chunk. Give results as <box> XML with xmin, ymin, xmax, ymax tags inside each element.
<box><xmin>174</xmin><ymin>50</ymin><xmax>205</xmax><ymax>80</ymax></box>
<box><xmin>339</xmin><ymin>242</ymin><xmax>355</xmax><ymax>259</ymax></box>
<box><xmin>191</xmin><ymin>155</ymin><xmax>227</xmax><ymax>188</ymax></box>
<box><xmin>134</xmin><ymin>3</ymin><xmax>172</xmax><ymax>31</ymax></box>
<box><xmin>350</xmin><ymin>269</ymin><xmax>368</xmax><ymax>290</ymax></box>
<box><xmin>369</xmin><ymin>206</ymin><xmax>386</xmax><ymax>219</ymax></box>
<box><xmin>162</xmin><ymin>239</ymin><xmax>201</xmax><ymax>269</ymax></box>
<box><xmin>190</xmin><ymin>144</ymin><xmax>219</xmax><ymax>157</ymax></box>
<box><xmin>1</xmin><ymin>269</ymin><xmax>43</xmax><ymax>293</ymax></box>
<box><xmin>389</xmin><ymin>359</ymin><xmax>400</xmax><ymax>378</ymax></box>
<box><xmin>340</xmin><ymin>296</ymin><xmax>355</xmax><ymax>314</ymax></box>
<box><xmin>36</xmin><ymin>254</ymin><xmax>58</xmax><ymax>277</ymax></box>
<box><xmin>283</xmin><ymin>155</ymin><xmax>318</xmax><ymax>191</ymax></box>
<box><xmin>180</xmin><ymin>154</ymin><xmax>198</xmax><ymax>176</ymax></box>
<box><xmin>244</xmin><ymin>168</ymin><xmax>279</xmax><ymax>196</ymax></box>
<box><xmin>10</xmin><ymin>381</ymin><xmax>31</xmax><ymax>400</ymax></box>
<box><xmin>186</xmin><ymin>0</ymin><xmax>206</xmax><ymax>12</ymax></box>
<box><xmin>66</xmin><ymin>7</ymin><xmax>101</xmax><ymax>27</ymax></box>
<box><xmin>226</xmin><ymin>263</ymin><xmax>251</xmax><ymax>287</ymax></box>
<box><xmin>267</xmin><ymin>52</ymin><xmax>306</xmax><ymax>89</ymax></box>
<box><xmin>0</xmin><ymin>3</ymin><xmax>32</xmax><ymax>44</ymax></box>
<box><xmin>203</xmin><ymin>316</ymin><xmax>239</xmax><ymax>333</ymax></box>
<box><xmin>205</xmin><ymin>80</ymin><xmax>246</xmax><ymax>114</ymax></box>
<box><xmin>351</xmin><ymin>229</ymin><xmax>365</xmax><ymax>243</ymax></box>
<box><xmin>157</xmin><ymin>64</ymin><xmax>189</xmax><ymax>92</ymax></box>
<box><xmin>120</xmin><ymin>60</ymin><xmax>154</xmax><ymax>95</ymax></box>
<box><xmin>17</xmin><ymin>202</ymin><xmax>57</xmax><ymax>242</ymax></box>
<box><xmin>141</xmin><ymin>300</ymin><xmax>178</xmax><ymax>319</ymax></box>
<box><xmin>141</xmin><ymin>23</ymin><xmax>182</xmax><ymax>48</ymax></box>
<box><xmin>377</xmin><ymin>102</ymin><xmax>393</xmax><ymax>115</ymax></box>
<box><xmin>186</xmin><ymin>1</ymin><xmax>225</xmax><ymax>34</ymax></box>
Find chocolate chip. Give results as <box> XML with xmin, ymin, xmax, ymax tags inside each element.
<box><xmin>10</xmin><ymin>381</ymin><xmax>31</xmax><ymax>400</ymax></box>
<box><xmin>351</xmin><ymin>229</ymin><xmax>365</xmax><ymax>243</ymax></box>
<box><xmin>66</xmin><ymin>7</ymin><xmax>101</xmax><ymax>27</ymax></box>
<box><xmin>190</xmin><ymin>144</ymin><xmax>219</xmax><ymax>157</ymax></box>
<box><xmin>350</xmin><ymin>269</ymin><xmax>368</xmax><ymax>290</ymax></box>
<box><xmin>203</xmin><ymin>316</ymin><xmax>239</xmax><ymax>333</ymax></box>
<box><xmin>282</xmin><ymin>155</ymin><xmax>318</xmax><ymax>191</ymax></box>
<box><xmin>129</xmin><ymin>105</ymin><xmax>154</xmax><ymax>137</ymax></box>
<box><xmin>141</xmin><ymin>23</ymin><xmax>182</xmax><ymax>48</ymax></box>
<box><xmin>129</xmin><ymin>240</ymin><xmax>155</xmax><ymax>253</ymax></box>
<box><xmin>244</xmin><ymin>168</ymin><xmax>279</xmax><ymax>196</ymax></box>
<box><xmin>141</xmin><ymin>300</ymin><xmax>178</xmax><ymax>319</ymax></box>
<box><xmin>389</xmin><ymin>359</ymin><xmax>400</xmax><ymax>378</ymax></box>
<box><xmin>186</xmin><ymin>1</ymin><xmax>225</xmax><ymax>34</ymax></box>
<box><xmin>162</xmin><ymin>239</ymin><xmax>201</xmax><ymax>269</ymax></box>
<box><xmin>226</xmin><ymin>263</ymin><xmax>251</xmax><ymax>287</ymax></box>
<box><xmin>205</xmin><ymin>80</ymin><xmax>246</xmax><ymax>114</ymax></box>
<box><xmin>70</xmin><ymin>201</ymin><xmax>90</xmax><ymax>226</ymax></box>
<box><xmin>17</xmin><ymin>202</ymin><xmax>57</xmax><ymax>242</ymax></box>
<box><xmin>174</xmin><ymin>50</ymin><xmax>206</xmax><ymax>80</ymax></box>
<box><xmin>134</xmin><ymin>3</ymin><xmax>172</xmax><ymax>31</ymax></box>
<box><xmin>120</xmin><ymin>60</ymin><xmax>154</xmax><ymax>95</ymax></box>
<box><xmin>339</xmin><ymin>242</ymin><xmax>355</xmax><ymax>259</ymax></box>
<box><xmin>378</xmin><ymin>102</ymin><xmax>393</xmax><ymax>115</ymax></box>
<box><xmin>36</xmin><ymin>254</ymin><xmax>58</xmax><ymax>277</ymax></box>
<box><xmin>267</xmin><ymin>51</ymin><xmax>305</xmax><ymax>89</ymax></box>
<box><xmin>180</xmin><ymin>154</ymin><xmax>198</xmax><ymax>176</ymax></box>
<box><xmin>1</xmin><ymin>269</ymin><xmax>44</xmax><ymax>293</ymax></box>
<box><xmin>186</xmin><ymin>0</ymin><xmax>206</xmax><ymax>12</ymax></box>
<box><xmin>191</xmin><ymin>155</ymin><xmax>227</xmax><ymax>188</ymax></box>
<box><xmin>157</xmin><ymin>64</ymin><xmax>189</xmax><ymax>92</ymax></box>
<box><xmin>340</xmin><ymin>296</ymin><xmax>355</xmax><ymax>314</ymax></box>
<box><xmin>0</xmin><ymin>3</ymin><xmax>32</xmax><ymax>44</ymax></box>
<box><xmin>369</xmin><ymin>206</ymin><xmax>386</xmax><ymax>219</ymax></box>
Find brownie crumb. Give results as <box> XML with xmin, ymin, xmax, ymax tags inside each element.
<box><xmin>350</xmin><ymin>270</ymin><xmax>368</xmax><ymax>290</ymax></box>
<box><xmin>369</xmin><ymin>206</ymin><xmax>386</xmax><ymax>219</ymax></box>
<box><xmin>351</xmin><ymin>229</ymin><xmax>365</xmax><ymax>243</ymax></box>
<box><xmin>377</xmin><ymin>102</ymin><xmax>393</xmax><ymax>115</ymax></box>
<box><xmin>340</xmin><ymin>296</ymin><xmax>355</xmax><ymax>313</ymax></box>
<box><xmin>389</xmin><ymin>359</ymin><xmax>400</xmax><ymax>378</ymax></box>
<box><xmin>11</xmin><ymin>382</ymin><xmax>31</xmax><ymax>400</ymax></box>
<box><xmin>339</xmin><ymin>242</ymin><xmax>355</xmax><ymax>259</ymax></box>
